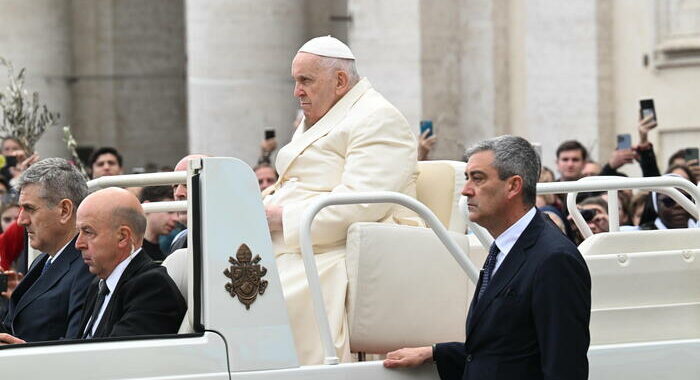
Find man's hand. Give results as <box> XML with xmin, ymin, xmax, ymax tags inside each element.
<box><xmin>0</xmin><ymin>333</ymin><xmax>25</xmax><ymax>345</ymax></box>
<box><xmin>383</xmin><ymin>346</ymin><xmax>433</xmax><ymax>368</ymax></box>
<box><xmin>9</xmin><ymin>152</ymin><xmax>39</xmax><ymax>179</ymax></box>
<box><xmin>261</xmin><ymin>138</ymin><xmax>278</xmax><ymax>155</ymax></box>
<box><xmin>638</xmin><ymin>114</ymin><xmax>657</xmax><ymax>144</ymax></box>
<box><xmin>1</xmin><ymin>270</ymin><xmax>24</xmax><ymax>299</ymax></box>
<box><xmin>608</xmin><ymin>149</ymin><xmax>635</xmax><ymax>170</ymax></box>
<box><xmin>418</xmin><ymin>130</ymin><xmax>437</xmax><ymax>161</ymax></box>
<box><xmin>265</xmin><ymin>206</ymin><xmax>283</xmax><ymax>232</ymax></box>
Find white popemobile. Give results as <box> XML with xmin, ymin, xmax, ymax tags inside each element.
<box><xmin>0</xmin><ymin>157</ymin><xmax>698</xmax><ymax>379</ymax></box>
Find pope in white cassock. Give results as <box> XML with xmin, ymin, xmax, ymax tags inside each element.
<box><xmin>263</xmin><ymin>36</ymin><xmax>422</xmax><ymax>365</ymax></box>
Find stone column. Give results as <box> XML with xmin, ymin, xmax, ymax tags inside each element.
<box><xmin>509</xmin><ymin>0</ymin><xmax>607</xmax><ymax>169</ymax></box>
<box><xmin>70</xmin><ymin>0</ymin><xmax>188</xmax><ymax>171</ymax></box>
<box><xmin>0</xmin><ymin>0</ymin><xmax>72</xmax><ymax>158</ymax></box>
<box><xmin>347</xmin><ymin>0</ymin><xmax>423</xmax><ymax>131</ymax></box>
<box><xmin>185</xmin><ymin>0</ymin><xmax>306</xmax><ymax>166</ymax></box>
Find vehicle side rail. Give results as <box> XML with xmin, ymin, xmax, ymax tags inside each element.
<box><xmin>299</xmin><ymin>191</ymin><xmax>479</xmax><ymax>365</ymax></box>
<box><xmin>87</xmin><ymin>171</ymin><xmax>187</xmax><ymax>192</ymax></box>
<box><xmin>538</xmin><ymin>176</ymin><xmax>700</xmax><ymax>238</ymax></box>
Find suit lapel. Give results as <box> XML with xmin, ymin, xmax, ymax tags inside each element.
<box><xmin>13</xmin><ymin>239</ymin><xmax>80</xmax><ymax>317</ymax></box>
<box><xmin>467</xmin><ymin>211</ymin><xmax>545</xmax><ymax>336</ymax></box>
<box><xmin>93</xmin><ymin>251</ymin><xmax>151</xmax><ymax>337</ymax></box>
<box><xmin>273</xmin><ymin>78</ymin><xmax>372</xmax><ymax>184</ymax></box>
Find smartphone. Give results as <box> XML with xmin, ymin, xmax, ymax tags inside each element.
<box><xmin>639</xmin><ymin>98</ymin><xmax>656</xmax><ymax>122</ymax></box>
<box><xmin>264</xmin><ymin>129</ymin><xmax>276</xmax><ymax>140</ymax></box>
<box><xmin>616</xmin><ymin>134</ymin><xmax>632</xmax><ymax>150</ymax></box>
<box><xmin>420</xmin><ymin>120</ymin><xmax>434</xmax><ymax>138</ymax></box>
<box><xmin>684</xmin><ymin>147</ymin><xmax>699</xmax><ymax>165</ymax></box>
<box><xmin>0</xmin><ymin>273</ymin><xmax>7</xmax><ymax>293</ymax></box>
<box><xmin>3</xmin><ymin>155</ymin><xmax>17</xmax><ymax>168</ymax></box>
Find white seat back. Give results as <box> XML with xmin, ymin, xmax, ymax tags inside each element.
<box><xmin>416</xmin><ymin>160</ymin><xmax>466</xmax><ymax>232</ymax></box>
<box><xmin>346</xmin><ymin>223</ymin><xmax>474</xmax><ymax>353</ymax></box>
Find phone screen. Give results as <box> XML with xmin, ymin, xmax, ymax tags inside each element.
<box><xmin>616</xmin><ymin>134</ymin><xmax>632</xmax><ymax>150</ymax></box>
<box><xmin>4</xmin><ymin>155</ymin><xmax>17</xmax><ymax>168</ymax></box>
<box><xmin>264</xmin><ymin>129</ymin><xmax>276</xmax><ymax>140</ymax></box>
<box><xmin>639</xmin><ymin>98</ymin><xmax>656</xmax><ymax>121</ymax></box>
<box><xmin>420</xmin><ymin>120</ymin><xmax>434</xmax><ymax>138</ymax></box>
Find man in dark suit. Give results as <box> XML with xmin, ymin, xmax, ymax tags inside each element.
<box><xmin>384</xmin><ymin>135</ymin><xmax>591</xmax><ymax>380</ymax></box>
<box><xmin>0</xmin><ymin>158</ymin><xmax>93</xmax><ymax>344</ymax></box>
<box><xmin>75</xmin><ymin>187</ymin><xmax>186</xmax><ymax>339</ymax></box>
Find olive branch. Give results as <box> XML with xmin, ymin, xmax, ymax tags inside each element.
<box><xmin>0</xmin><ymin>57</ymin><xmax>60</xmax><ymax>154</ymax></box>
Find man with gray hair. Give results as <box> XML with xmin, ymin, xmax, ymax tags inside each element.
<box><xmin>0</xmin><ymin>158</ymin><xmax>93</xmax><ymax>344</ymax></box>
<box><xmin>384</xmin><ymin>136</ymin><xmax>591</xmax><ymax>380</ymax></box>
<box><xmin>262</xmin><ymin>36</ymin><xmax>421</xmax><ymax>364</ymax></box>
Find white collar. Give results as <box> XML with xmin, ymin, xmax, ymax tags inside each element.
<box><xmin>104</xmin><ymin>248</ymin><xmax>141</xmax><ymax>293</ymax></box>
<box><xmin>494</xmin><ymin>207</ymin><xmax>536</xmax><ymax>256</ymax></box>
<box><xmin>48</xmin><ymin>238</ymin><xmax>73</xmax><ymax>263</ymax></box>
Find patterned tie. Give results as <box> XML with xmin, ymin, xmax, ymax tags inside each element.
<box><xmin>41</xmin><ymin>257</ymin><xmax>52</xmax><ymax>275</ymax></box>
<box><xmin>477</xmin><ymin>242</ymin><xmax>499</xmax><ymax>303</ymax></box>
<box><xmin>82</xmin><ymin>280</ymin><xmax>111</xmax><ymax>339</ymax></box>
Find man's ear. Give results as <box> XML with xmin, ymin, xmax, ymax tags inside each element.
<box><xmin>507</xmin><ymin>176</ymin><xmax>524</xmax><ymax>200</ymax></box>
<box><xmin>58</xmin><ymin>199</ymin><xmax>74</xmax><ymax>224</ymax></box>
<box><xmin>117</xmin><ymin>226</ymin><xmax>132</xmax><ymax>249</ymax></box>
<box><xmin>335</xmin><ymin>71</ymin><xmax>349</xmax><ymax>95</ymax></box>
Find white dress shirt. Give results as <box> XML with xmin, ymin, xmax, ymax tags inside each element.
<box><xmin>492</xmin><ymin>207</ymin><xmax>536</xmax><ymax>276</ymax></box>
<box><xmin>85</xmin><ymin>248</ymin><xmax>141</xmax><ymax>337</ymax></box>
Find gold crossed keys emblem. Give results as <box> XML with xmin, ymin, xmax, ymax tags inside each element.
<box><xmin>224</xmin><ymin>244</ymin><xmax>269</xmax><ymax>310</ymax></box>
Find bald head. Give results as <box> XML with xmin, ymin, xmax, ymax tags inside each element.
<box><xmin>175</xmin><ymin>154</ymin><xmax>208</xmax><ymax>172</ymax></box>
<box><xmin>76</xmin><ymin>187</ymin><xmax>147</xmax><ymax>279</ymax></box>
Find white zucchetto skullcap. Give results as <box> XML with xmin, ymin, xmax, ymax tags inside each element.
<box><xmin>298</xmin><ymin>35</ymin><xmax>355</xmax><ymax>60</ymax></box>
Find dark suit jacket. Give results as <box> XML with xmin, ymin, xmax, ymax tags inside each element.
<box><xmin>434</xmin><ymin>210</ymin><xmax>591</xmax><ymax>380</ymax></box>
<box><xmin>2</xmin><ymin>236</ymin><xmax>94</xmax><ymax>341</ymax></box>
<box><xmin>76</xmin><ymin>250</ymin><xmax>186</xmax><ymax>338</ymax></box>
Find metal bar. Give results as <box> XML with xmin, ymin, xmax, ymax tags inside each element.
<box><xmin>87</xmin><ymin>171</ymin><xmax>187</xmax><ymax>192</ymax></box>
<box><xmin>608</xmin><ymin>190</ymin><xmax>620</xmax><ymax>232</ymax></box>
<box><xmin>540</xmin><ymin>177</ymin><xmax>700</xmax><ymax>235</ymax></box>
<box><xmin>458</xmin><ymin>195</ymin><xmax>494</xmax><ymax>249</ymax></box>
<box><xmin>299</xmin><ymin>191</ymin><xmax>479</xmax><ymax>365</ymax></box>
<box><xmin>142</xmin><ymin>200</ymin><xmax>187</xmax><ymax>213</ymax></box>
<box><xmin>567</xmin><ymin>192</ymin><xmax>594</xmax><ymax>238</ymax></box>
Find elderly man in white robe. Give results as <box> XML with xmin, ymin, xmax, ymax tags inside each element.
<box><xmin>263</xmin><ymin>36</ymin><xmax>421</xmax><ymax>364</ymax></box>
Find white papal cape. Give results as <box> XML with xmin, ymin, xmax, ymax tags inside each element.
<box><xmin>263</xmin><ymin>78</ymin><xmax>421</xmax><ymax>364</ymax></box>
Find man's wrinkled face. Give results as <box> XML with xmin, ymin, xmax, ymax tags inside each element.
<box><xmin>75</xmin><ymin>206</ymin><xmax>122</xmax><ymax>279</ymax></box>
<box><xmin>461</xmin><ymin>151</ymin><xmax>509</xmax><ymax>228</ymax></box>
<box><xmin>18</xmin><ymin>184</ymin><xmax>66</xmax><ymax>253</ymax></box>
<box><xmin>557</xmin><ymin>150</ymin><xmax>585</xmax><ymax>181</ymax></box>
<box><xmin>292</xmin><ymin>52</ymin><xmax>340</xmax><ymax>127</ymax></box>
<box><xmin>92</xmin><ymin>153</ymin><xmax>122</xmax><ymax>178</ymax></box>
<box><xmin>255</xmin><ymin>166</ymin><xmax>277</xmax><ymax>191</ymax></box>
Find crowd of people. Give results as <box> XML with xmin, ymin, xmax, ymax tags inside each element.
<box><xmin>0</xmin><ymin>34</ymin><xmax>696</xmax><ymax>379</ymax></box>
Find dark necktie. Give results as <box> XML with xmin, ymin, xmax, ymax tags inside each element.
<box><xmin>40</xmin><ymin>257</ymin><xmax>52</xmax><ymax>275</ymax></box>
<box><xmin>82</xmin><ymin>280</ymin><xmax>110</xmax><ymax>339</ymax></box>
<box><xmin>477</xmin><ymin>242</ymin><xmax>499</xmax><ymax>303</ymax></box>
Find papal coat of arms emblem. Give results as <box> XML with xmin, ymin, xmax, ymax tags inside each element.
<box><xmin>223</xmin><ymin>244</ymin><xmax>268</xmax><ymax>309</ymax></box>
